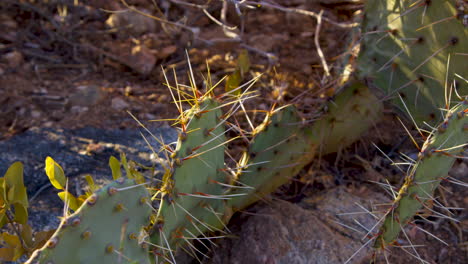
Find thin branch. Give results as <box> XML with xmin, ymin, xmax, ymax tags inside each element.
<box><xmin>314</xmin><ymin>10</ymin><xmax>331</xmax><ymax>79</ymax></box>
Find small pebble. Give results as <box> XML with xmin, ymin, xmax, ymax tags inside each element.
<box><xmin>111</xmin><ymin>97</ymin><xmax>130</xmax><ymax>111</ymax></box>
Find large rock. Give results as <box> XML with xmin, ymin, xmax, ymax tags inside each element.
<box><xmin>209</xmin><ymin>187</ymin><xmax>388</xmax><ymax>264</ymax></box>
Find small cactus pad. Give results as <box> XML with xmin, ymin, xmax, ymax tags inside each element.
<box><xmin>359</xmin><ymin>0</ymin><xmax>467</xmax><ymax>125</ymax></box>
<box><xmin>375</xmin><ymin>98</ymin><xmax>468</xmax><ymax>248</ymax></box>
<box><xmin>26</xmin><ymin>179</ymin><xmax>151</xmax><ymax>264</ymax></box>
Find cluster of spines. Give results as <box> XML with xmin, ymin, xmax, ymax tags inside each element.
<box><xmin>374</xmin><ymin>98</ymin><xmax>467</xmax><ymax>249</ymax></box>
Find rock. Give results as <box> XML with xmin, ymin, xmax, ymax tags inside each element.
<box><xmin>3</xmin><ymin>50</ymin><xmax>23</xmax><ymax>68</ymax></box>
<box><xmin>43</xmin><ymin>121</ymin><xmax>54</xmax><ymax>127</ymax></box>
<box><xmin>153</xmin><ymin>102</ymin><xmax>166</xmax><ymax>112</ymax></box>
<box><xmin>124</xmin><ymin>85</ymin><xmax>134</xmax><ymax>96</ymax></box>
<box><xmin>144</xmin><ymin>113</ymin><xmax>156</xmax><ymax>120</ymax></box>
<box><xmin>105</xmin><ymin>9</ymin><xmax>156</xmax><ymax>36</ymax></box>
<box><xmin>67</xmin><ymin>85</ymin><xmax>104</xmax><ymax>107</ymax></box>
<box><xmin>209</xmin><ymin>187</ymin><xmax>388</xmax><ymax>264</ymax></box>
<box><xmin>108</xmin><ymin>42</ymin><xmax>157</xmax><ymax>75</ymax></box>
<box><xmin>111</xmin><ymin>97</ymin><xmax>130</xmax><ymax>111</ymax></box>
<box><xmin>126</xmin><ymin>44</ymin><xmax>157</xmax><ymax>75</ymax></box>
<box><xmin>0</xmin><ymin>14</ymin><xmax>18</xmax><ymax>42</ymax></box>
<box><xmin>157</xmin><ymin>45</ymin><xmax>177</xmax><ymax>60</ymax></box>
<box><xmin>31</xmin><ymin>110</ymin><xmax>41</xmax><ymax>118</ymax></box>
<box><xmin>70</xmin><ymin>105</ymin><xmax>89</xmax><ymax>114</ymax></box>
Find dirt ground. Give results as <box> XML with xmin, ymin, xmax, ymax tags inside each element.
<box><xmin>0</xmin><ymin>0</ymin><xmax>466</xmax><ymax>263</ymax></box>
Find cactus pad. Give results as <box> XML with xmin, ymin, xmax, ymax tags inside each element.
<box><xmin>359</xmin><ymin>0</ymin><xmax>467</xmax><ymax>125</ymax></box>
<box><xmin>229</xmin><ymin>83</ymin><xmax>383</xmax><ymax>210</ymax></box>
<box><xmin>26</xmin><ymin>179</ymin><xmax>151</xmax><ymax>264</ymax></box>
<box><xmin>151</xmin><ymin>97</ymin><xmax>228</xmax><ymax>258</ymax></box>
<box><xmin>375</xmin><ymin>98</ymin><xmax>468</xmax><ymax>248</ymax></box>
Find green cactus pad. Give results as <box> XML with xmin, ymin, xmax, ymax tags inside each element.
<box><xmin>26</xmin><ymin>179</ymin><xmax>151</xmax><ymax>264</ymax></box>
<box><xmin>359</xmin><ymin>0</ymin><xmax>467</xmax><ymax>125</ymax></box>
<box><xmin>151</xmin><ymin>97</ymin><xmax>227</xmax><ymax>256</ymax></box>
<box><xmin>227</xmin><ymin>105</ymin><xmax>313</xmax><ymax>210</ymax></box>
<box><xmin>375</xmin><ymin>98</ymin><xmax>468</xmax><ymax>248</ymax></box>
<box><xmin>304</xmin><ymin>82</ymin><xmax>383</xmax><ymax>154</ymax></box>
<box><xmin>229</xmin><ymin>83</ymin><xmax>383</xmax><ymax>210</ymax></box>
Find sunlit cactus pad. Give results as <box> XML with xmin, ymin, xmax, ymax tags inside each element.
<box><xmin>359</xmin><ymin>0</ymin><xmax>467</xmax><ymax>125</ymax></box>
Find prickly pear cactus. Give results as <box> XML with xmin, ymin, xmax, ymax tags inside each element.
<box><xmin>359</xmin><ymin>0</ymin><xmax>467</xmax><ymax>125</ymax></box>
<box><xmin>375</xmin><ymin>98</ymin><xmax>467</xmax><ymax>248</ymax></box>
<box><xmin>147</xmin><ymin>81</ymin><xmax>383</xmax><ymax>261</ymax></box>
<box><xmin>24</xmin><ymin>77</ymin><xmax>382</xmax><ymax>262</ymax></box>
<box><xmin>26</xmin><ymin>179</ymin><xmax>151</xmax><ymax>264</ymax></box>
